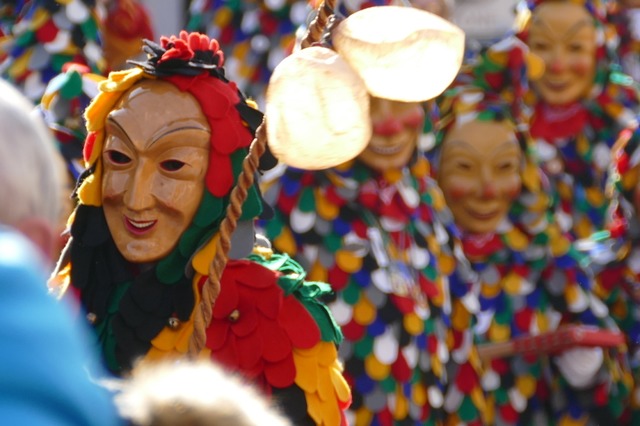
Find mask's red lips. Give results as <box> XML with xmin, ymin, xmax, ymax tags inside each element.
<box><xmin>124</xmin><ymin>216</ymin><xmax>157</xmax><ymax>235</ymax></box>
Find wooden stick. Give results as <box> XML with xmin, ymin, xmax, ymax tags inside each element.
<box><xmin>476</xmin><ymin>325</ymin><xmax>625</xmax><ymax>362</ymax></box>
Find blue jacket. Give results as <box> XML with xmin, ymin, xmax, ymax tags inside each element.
<box><xmin>0</xmin><ymin>228</ymin><xmax>121</xmax><ymax>425</ymax></box>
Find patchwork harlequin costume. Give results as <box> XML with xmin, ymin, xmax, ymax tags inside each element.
<box><xmin>584</xmin><ymin>128</ymin><xmax>640</xmax><ymax>423</ymax></box>
<box><xmin>262</xmin><ymin>141</ymin><xmax>486</xmax><ymax>425</ymax></box>
<box><xmin>185</xmin><ymin>0</ymin><xmax>395</xmax><ymax>106</ymax></box>
<box><xmin>608</xmin><ymin>0</ymin><xmax>640</xmax><ymax>82</ymax></box>
<box><xmin>0</xmin><ymin>0</ymin><xmax>106</xmax><ymax>102</ymax></box>
<box><xmin>518</xmin><ymin>0</ymin><xmax>640</xmax><ymax>240</ymax></box>
<box><xmin>261</xmin><ymin>40</ymin><xmax>486</xmax><ymax>426</ymax></box>
<box><xmin>49</xmin><ymin>31</ymin><xmax>350</xmax><ymax>425</ymax></box>
<box><xmin>38</xmin><ymin>63</ymin><xmax>103</xmax><ymax>182</ymax></box>
<box><xmin>432</xmin><ymin>36</ymin><xmax>633</xmax><ymax>425</ymax></box>
<box><xmin>186</xmin><ymin>0</ymin><xmax>313</xmax><ymax>106</ymax></box>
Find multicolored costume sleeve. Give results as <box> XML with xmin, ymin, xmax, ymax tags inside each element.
<box><xmin>432</xmin><ymin>36</ymin><xmax>634</xmax><ymax>424</ymax></box>
<box><xmin>261</xmin><ymin>87</ymin><xmax>487</xmax><ymax>425</ymax></box>
<box><xmin>48</xmin><ymin>31</ymin><xmax>350</xmax><ymax>425</ymax></box>
<box><xmin>608</xmin><ymin>1</ymin><xmax>640</xmax><ymax>83</ymax></box>
<box><xmin>0</xmin><ymin>0</ymin><xmax>106</xmax><ymax>102</ymax></box>
<box><xmin>38</xmin><ymin>62</ymin><xmax>103</xmax><ymax>181</ymax></box>
<box><xmin>582</xmin><ymin>127</ymin><xmax>640</xmax><ymax>423</ymax></box>
<box><xmin>518</xmin><ymin>0</ymin><xmax>640</xmax><ymax>240</ymax></box>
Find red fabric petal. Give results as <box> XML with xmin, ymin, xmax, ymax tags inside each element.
<box><xmin>278</xmin><ymin>297</ymin><xmax>320</xmax><ymax>349</ymax></box>
<box><xmin>260</xmin><ymin>321</ymin><xmax>293</xmax><ymax>363</ymax></box>
<box><xmin>211</xmin><ymin>334</ymin><xmax>239</xmax><ymax>369</ymax></box>
<box><xmin>328</xmin><ymin>265</ymin><xmax>349</xmax><ymax>291</ymax></box>
<box><xmin>419</xmin><ymin>275</ymin><xmax>440</xmax><ymax>299</ymax></box>
<box><xmin>499</xmin><ymin>402</ymin><xmax>519</xmax><ymax>423</ymax></box>
<box><xmin>205</xmin><ymin>321</ymin><xmax>229</xmax><ymax>351</ymax></box>
<box><xmin>264</xmin><ymin>355</ymin><xmax>296</xmax><ymax>388</ymax></box>
<box><xmin>252</xmin><ymin>287</ymin><xmax>283</xmax><ymax>320</ymax></box>
<box><xmin>514</xmin><ymin>307</ymin><xmax>534</xmax><ymax>334</ymax></box>
<box><xmin>342</xmin><ymin>319</ymin><xmax>365</xmax><ymax>341</ymax></box>
<box><xmin>241</xmin><ymin>359</ymin><xmax>265</xmax><ymax>381</ymax></box>
<box><xmin>236</xmin><ymin>332</ymin><xmax>264</xmax><ymax>370</ymax></box>
<box><xmin>229</xmin><ymin>299</ymin><xmax>258</xmax><ymax>338</ymax></box>
<box><xmin>391</xmin><ymin>352</ymin><xmax>411</xmax><ymax>382</ymax></box>
<box><xmin>206</xmin><ymin>153</ymin><xmax>233</xmax><ymax>197</ymax></box>
<box><xmin>83</xmin><ymin>132</ymin><xmax>97</xmax><ymax>163</ymax></box>
<box><xmin>455</xmin><ymin>362</ymin><xmax>478</xmax><ymax>394</ymax></box>
<box><xmin>36</xmin><ymin>19</ymin><xmax>58</xmax><ymax>43</ymax></box>
<box><xmin>230</xmin><ymin>261</ymin><xmax>279</xmax><ymax>289</ymax></box>
<box><xmin>212</xmin><ymin>276</ymin><xmax>239</xmax><ymax>318</ymax></box>
<box><xmin>490</xmin><ymin>358</ymin><xmax>510</xmax><ymax>375</ymax></box>
<box><xmin>276</xmin><ymin>191</ymin><xmax>296</xmax><ymax>215</ymax></box>
<box><xmin>391</xmin><ymin>294</ymin><xmax>415</xmax><ymax>315</ymax></box>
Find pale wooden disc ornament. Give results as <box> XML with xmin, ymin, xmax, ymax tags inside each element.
<box><xmin>332</xmin><ymin>5</ymin><xmax>465</xmax><ymax>102</ymax></box>
<box><xmin>265</xmin><ymin>46</ymin><xmax>372</xmax><ymax>170</ymax></box>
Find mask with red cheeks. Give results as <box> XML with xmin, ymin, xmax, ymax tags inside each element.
<box><xmin>527</xmin><ymin>1</ymin><xmax>597</xmax><ymax>106</ymax></box>
<box><xmin>358</xmin><ymin>97</ymin><xmax>425</xmax><ymax>172</ymax></box>
<box><xmin>437</xmin><ymin>119</ymin><xmax>523</xmax><ymax>235</ymax></box>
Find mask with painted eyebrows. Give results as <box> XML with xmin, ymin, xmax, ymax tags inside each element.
<box><xmin>438</xmin><ymin>118</ymin><xmax>523</xmax><ymax>234</ymax></box>
<box><xmin>526</xmin><ymin>1</ymin><xmax>597</xmax><ymax>105</ymax></box>
<box><xmin>101</xmin><ymin>79</ymin><xmax>211</xmax><ymax>263</ymax></box>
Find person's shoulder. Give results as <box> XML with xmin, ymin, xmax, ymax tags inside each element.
<box><xmin>0</xmin><ymin>227</ymin><xmax>48</xmax><ymax>286</ymax></box>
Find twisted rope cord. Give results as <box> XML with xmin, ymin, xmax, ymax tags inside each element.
<box><xmin>301</xmin><ymin>0</ymin><xmax>337</xmax><ymax>49</ymax></box>
<box><xmin>189</xmin><ymin>0</ymin><xmax>336</xmax><ymax>356</ymax></box>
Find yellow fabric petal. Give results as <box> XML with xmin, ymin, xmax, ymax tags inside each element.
<box><xmin>536</xmin><ymin>312</ymin><xmax>549</xmax><ymax>333</ymax></box>
<box><xmin>432</xmin><ymin>353</ymin><xmax>442</xmax><ymax>377</ymax></box>
<box><xmin>412</xmin><ymin>382</ymin><xmax>427</xmax><ymax>406</ymax></box>
<box><xmin>365</xmin><ymin>354</ymin><xmax>391</xmax><ymax>381</ymax></box>
<box><xmin>316</xmin><ymin>188</ymin><xmax>339</xmax><ymax>220</ymax></box>
<box><xmin>355</xmin><ymin>407</ymin><xmax>374</xmax><ymax>425</ymax></box>
<box><xmin>77</xmin><ymin>161</ymin><xmax>102</xmax><ymax>206</ymax></box>
<box><xmin>353</xmin><ymin>295</ymin><xmax>376</xmax><ymax>326</ymax></box>
<box><xmin>48</xmin><ymin>262</ymin><xmax>71</xmax><ymax>299</ymax></box>
<box><xmin>294</xmin><ymin>342</ymin><xmax>344</xmax><ymax>426</ymax></box>
<box><xmin>451</xmin><ymin>299</ymin><xmax>470</xmax><ymax>330</ymax></box>
<box><xmin>393</xmin><ymin>387</ymin><xmax>409</xmax><ymax>420</ymax></box>
<box><xmin>403</xmin><ymin>312</ymin><xmax>424</xmax><ymax>335</ymax></box>
<box><xmin>308</xmin><ymin>259</ymin><xmax>328</xmax><ymax>283</ymax></box>
<box><xmin>304</xmin><ymin>390</ymin><xmax>324</xmax><ymax>425</ymax></box>
<box><xmin>481</xmin><ymin>282</ymin><xmax>501</xmax><ymax>298</ymax></box>
<box><xmin>274</xmin><ymin>227</ymin><xmax>297</xmax><ymax>257</ymax></box>
<box><xmin>488</xmin><ymin>322</ymin><xmax>510</xmax><ymax>342</ymax></box>
<box><xmin>558</xmin><ymin>415</ymin><xmax>588</xmax><ymax>426</ymax></box>
<box><xmin>85</xmin><ymin>91</ymin><xmax>125</xmax><ymax>132</ymax></box>
<box><xmin>214</xmin><ymin>7</ymin><xmax>233</xmax><ymax>27</ymax></box>
<box><xmin>550</xmin><ymin>234</ymin><xmax>571</xmax><ymax>257</ymax></box>
<box><xmin>192</xmin><ymin>234</ymin><xmax>220</xmax><ymax>277</ymax></box>
<box><xmin>430</xmin><ymin>187</ymin><xmax>446</xmax><ymax>211</ymax></box>
<box><xmin>293</xmin><ymin>350</ymin><xmax>319</xmax><ymax>393</ymax></box>
<box><xmin>471</xmin><ymin>386</ymin><xmax>486</xmax><ymax>414</ymax></box>
<box><xmin>516</xmin><ymin>374</ymin><xmax>537</xmax><ymax>398</ymax></box>
<box><xmin>335</xmin><ymin>249</ymin><xmax>363</xmax><ymax>273</ymax></box>
<box><xmin>521</xmin><ymin>161</ymin><xmax>540</xmax><ymax>192</ymax></box>
<box><xmin>382</xmin><ymin>168</ymin><xmax>403</xmax><ymax>184</ymax></box>
<box><xmin>503</xmin><ymin>272</ymin><xmax>522</xmax><ymax>295</ymax></box>
<box><xmin>438</xmin><ymin>254</ymin><xmax>455</xmax><ymax>276</ymax></box>
<box><xmin>330</xmin><ymin>363</ymin><xmax>351</xmax><ymax>403</ymax></box>
<box><xmin>317</xmin><ymin>361</ymin><xmax>334</xmax><ymax>402</ymax></box>
<box><xmin>505</xmin><ymin>228</ymin><xmax>528</xmax><ymax>251</ymax></box>
<box><xmin>317</xmin><ymin>341</ymin><xmax>338</xmax><ymax>366</ymax></box>
<box><xmin>8</xmin><ymin>50</ymin><xmax>31</xmax><ymax>80</ymax></box>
